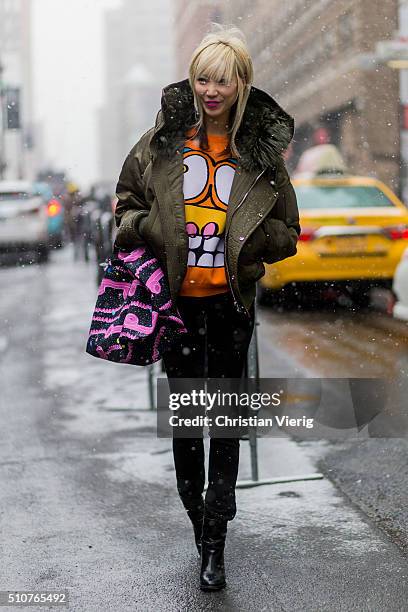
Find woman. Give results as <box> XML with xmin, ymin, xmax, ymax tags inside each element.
<box><xmin>114</xmin><ymin>25</ymin><xmax>300</xmax><ymax>591</ymax></box>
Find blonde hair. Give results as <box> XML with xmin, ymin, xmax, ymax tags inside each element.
<box><xmin>188</xmin><ymin>24</ymin><xmax>254</xmax><ymax>158</ymax></box>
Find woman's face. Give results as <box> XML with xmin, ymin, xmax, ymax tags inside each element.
<box><xmin>194</xmin><ymin>75</ymin><xmax>239</xmax><ymax>122</ymax></box>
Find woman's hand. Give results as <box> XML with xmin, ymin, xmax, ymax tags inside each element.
<box><xmin>114</xmin><ymin>209</ymin><xmax>149</xmax><ymax>249</ymax></box>
<box><xmin>240</xmin><ymin>177</ymin><xmax>300</xmax><ymax>266</ymax></box>
<box><xmin>258</xmin><ymin>217</ymin><xmax>298</xmax><ymax>264</ymax></box>
<box><xmin>239</xmin><ymin>224</ymin><xmax>267</xmax><ymax>265</ymax></box>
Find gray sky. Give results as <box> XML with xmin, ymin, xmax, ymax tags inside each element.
<box><xmin>32</xmin><ymin>0</ymin><xmax>120</xmax><ymax>189</ymax></box>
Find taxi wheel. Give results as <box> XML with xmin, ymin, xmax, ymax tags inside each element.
<box><xmin>350</xmin><ymin>290</ymin><xmax>370</xmax><ymax>309</ymax></box>
<box><xmin>257</xmin><ymin>286</ymin><xmax>280</xmax><ymax>306</ymax></box>
<box><xmin>257</xmin><ymin>285</ymin><xmax>299</xmax><ymax>309</ymax></box>
<box><xmin>257</xmin><ymin>286</ymin><xmax>272</xmax><ymax>306</ymax></box>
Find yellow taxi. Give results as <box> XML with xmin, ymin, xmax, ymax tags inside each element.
<box><xmin>259</xmin><ymin>145</ymin><xmax>408</xmax><ymax>304</ymax></box>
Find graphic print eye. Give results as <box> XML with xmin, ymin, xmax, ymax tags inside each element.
<box><xmin>183</xmin><ymin>154</ymin><xmax>209</xmax><ymax>201</ymax></box>
<box><xmin>214</xmin><ymin>164</ymin><xmax>236</xmax><ymax>205</ymax></box>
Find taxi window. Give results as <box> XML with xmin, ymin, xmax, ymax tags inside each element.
<box><xmin>294</xmin><ymin>185</ymin><xmax>395</xmax><ymax>209</ymax></box>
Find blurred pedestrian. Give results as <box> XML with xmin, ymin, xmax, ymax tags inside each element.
<box><xmin>64</xmin><ymin>182</ymin><xmax>97</xmax><ymax>262</ymax></box>
<box><xmin>114</xmin><ymin>24</ymin><xmax>300</xmax><ymax>591</ymax></box>
<box><xmin>63</xmin><ymin>182</ymin><xmax>83</xmax><ymax>253</ymax></box>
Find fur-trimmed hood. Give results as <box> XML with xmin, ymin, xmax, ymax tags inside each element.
<box><xmin>152</xmin><ymin>78</ymin><xmax>294</xmax><ymax>171</ymax></box>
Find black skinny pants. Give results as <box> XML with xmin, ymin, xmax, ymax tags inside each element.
<box><xmin>162</xmin><ymin>291</ymin><xmax>255</xmax><ymax>521</ymax></box>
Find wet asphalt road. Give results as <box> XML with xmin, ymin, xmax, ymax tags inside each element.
<box><xmin>1</xmin><ymin>247</ymin><xmax>408</xmax><ymax>611</ymax></box>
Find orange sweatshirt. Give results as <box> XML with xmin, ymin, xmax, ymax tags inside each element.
<box><xmin>180</xmin><ymin>130</ymin><xmax>237</xmax><ymax>297</ymax></box>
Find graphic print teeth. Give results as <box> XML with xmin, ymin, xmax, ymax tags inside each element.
<box><xmin>197</xmin><ymin>253</ymin><xmax>214</xmax><ymax>267</ymax></box>
<box><xmin>189</xmin><ymin>235</ymin><xmax>202</xmax><ymax>249</ymax></box>
<box><xmin>203</xmin><ymin>236</ymin><xmax>219</xmax><ymax>252</ymax></box>
<box><xmin>214</xmin><ymin>252</ymin><xmax>224</xmax><ymax>267</ymax></box>
<box><xmin>188</xmin><ymin>235</ymin><xmax>225</xmax><ymax>268</ymax></box>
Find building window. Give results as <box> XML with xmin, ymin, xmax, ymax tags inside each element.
<box><xmin>322</xmin><ymin>29</ymin><xmax>336</xmax><ymax>60</ymax></box>
<box><xmin>338</xmin><ymin>11</ymin><xmax>354</xmax><ymax>51</ymax></box>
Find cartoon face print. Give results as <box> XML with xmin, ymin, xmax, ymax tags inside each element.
<box><xmin>183</xmin><ymin>147</ymin><xmax>236</xmax><ymax>211</ymax></box>
<box><xmin>182</xmin><ymin>147</ymin><xmax>237</xmax><ymax>269</ymax></box>
<box><xmin>185</xmin><ymin>209</ymin><xmax>226</xmax><ymax>268</ymax></box>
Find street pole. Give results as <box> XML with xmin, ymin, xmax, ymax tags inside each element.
<box><xmin>0</xmin><ymin>59</ymin><xmax>5</xmax><ymax>180</ymax></box>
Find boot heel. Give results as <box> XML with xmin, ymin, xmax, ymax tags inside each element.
<box><xmin>199</xmin><ymin>515</ymin><xmax>228</xmax><ymax>591</ymax></box>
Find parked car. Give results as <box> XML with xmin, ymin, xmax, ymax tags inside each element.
<box><xmin>392</xmin><ymin>247</ymin><xmax>408</xmax><ymax>320</ymax></box>
<box><xmin>259</xmin><ymin>146</ymin><xmax>408</xmax><ymax>306</ymax></box>
<box><xmin>0</xmin><ymin>180</ymin><xmax>62</xmax><ymax>263</ymax></box>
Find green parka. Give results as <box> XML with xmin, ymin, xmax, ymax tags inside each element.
<box><xmin>114</xmin><ymin>78</ymin><xmax>301</xmax><ymax>317</ymax></box>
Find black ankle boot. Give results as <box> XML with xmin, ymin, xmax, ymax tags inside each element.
<box><xmin>187</xmin><ymin>508</ymin><xmax>204</xmax><ymax>556</ymax></box>
<box><xmin>200</xmin><ymin>515</ymin><xmax>228</xmax><ymax>591</ymax></box>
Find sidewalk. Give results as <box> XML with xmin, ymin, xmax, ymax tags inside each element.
<box><xmin>52</xmin><ymin>385</ymin><xmax>408</xmax><ymax>611</ymax></box>
<box><xmin>63</xmin><ymin>406</ymin><xmax>408</xmax><ymax>611</ymax></box>
<box><xmin>11</xmin><ymin>248</ymin><xmax>405</xmax><ymax>611</ymax></box>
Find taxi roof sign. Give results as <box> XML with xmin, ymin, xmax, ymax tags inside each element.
<box><xmin>294</xmin><ymin>144</ymin><xmax>349</xmax><ymax>178</ymax></box>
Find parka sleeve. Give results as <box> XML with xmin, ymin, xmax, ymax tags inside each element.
<box><xmin>114</xmin><ymin>133</ymin><xmax>152</xmax><ymax>249</ymax></box>
<box><xmin>260</xmin><ymin>163</ymin><xmax>301</xmax><ymax>265</ymax></box>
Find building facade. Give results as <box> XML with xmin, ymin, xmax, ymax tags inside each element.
<box><xmin>174</xmin><ymin>0</ymin><xmax>222</xmax><ymax>79</ymax></box>
<box><xmin>0</xmin><ymin>0</ymin><xmax>36</xmax><ymax>180</ymax></box>
<box><xmin>221</xmin><ymin>0</ymin><xmax>401</xmax><ymax>194</ymax></box>
<box><xmin>98</xmin><ymin>0</ymin><xmax>175</xmax><ymax>183</ymax></box>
